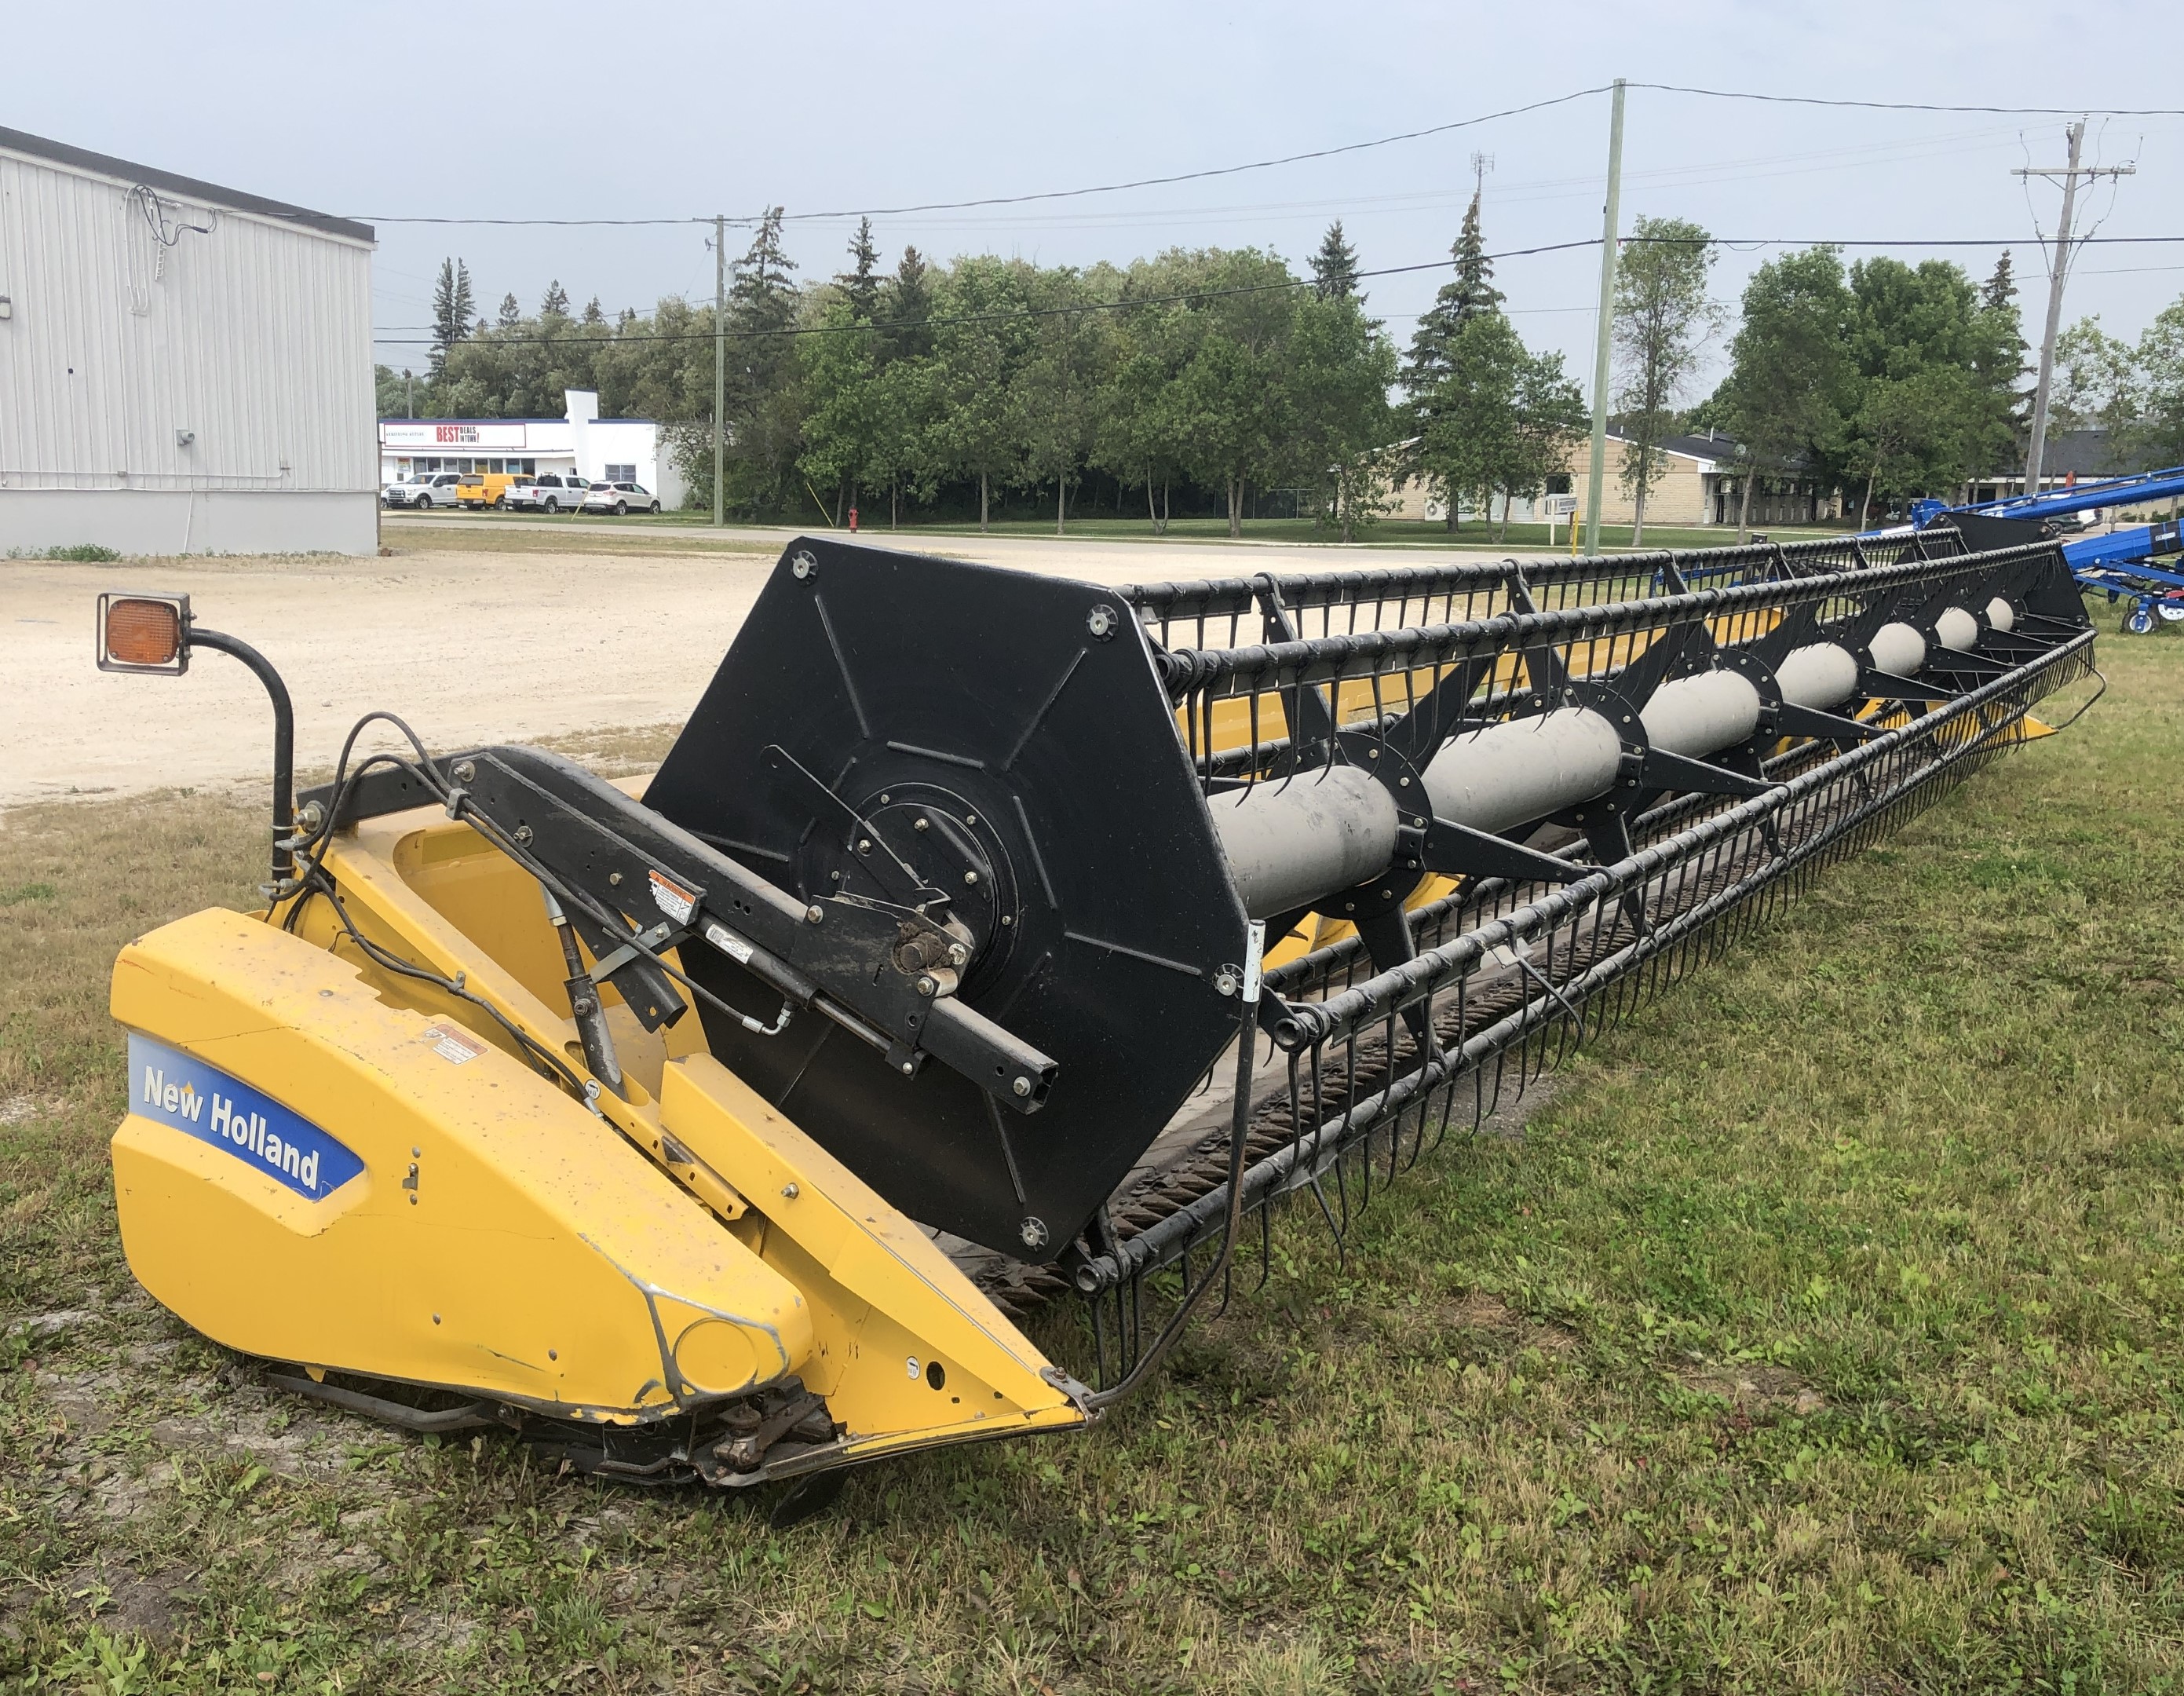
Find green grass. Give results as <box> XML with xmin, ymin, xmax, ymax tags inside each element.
<box><xmin>413</xmin><ymin>506</ymin><xmax>1845</xmax><ymax>554</ymax></box>
<box><xmin>1</xmin><ymin>620</ymin><xmax>2178</xmax><ymax>1692</ymax></box>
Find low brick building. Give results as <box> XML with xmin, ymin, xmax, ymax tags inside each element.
<box><xmin>1388</xmin><ymin>428</ymin><xmax>1841</xmax><ymax>529</ymax></box>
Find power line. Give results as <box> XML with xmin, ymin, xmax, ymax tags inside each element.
<box><xmin>776</xmin><ymin>90</ymin><xmax>1609</xmax><ymax>220</ymax></box>
<box><xmin>1629</xmin><ymin>81</ymin><xmax>2184</xmax><ymax>118</ymax></box>
<box><xmin>339</xmin><ymin>90</ymin><xmax>1612</xmax><ymax>228</ymax></box>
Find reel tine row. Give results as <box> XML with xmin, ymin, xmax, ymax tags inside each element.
<box><xmin>1064</xmin><ymin>535</ymin><xmax>2090</xmax><ymax>1394</ymax></box>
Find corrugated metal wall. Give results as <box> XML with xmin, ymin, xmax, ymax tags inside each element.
<box><xmin>0</xmin><ymin>146</ymin><xmax>374</xmax><ymax>494</ymax></box>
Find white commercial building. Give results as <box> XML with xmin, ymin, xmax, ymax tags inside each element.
<box><xmin>380</xmin><ymin>390</ymin><xmax>685</xmax><ymax>506</ymax></box>
<box><xmin>0</xmin><ymin>126</ymin><xmax>378</xmax><ymax>556</ymax></box>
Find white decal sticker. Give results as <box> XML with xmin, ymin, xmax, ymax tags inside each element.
<box><xmin>649</xmin><ymin>870</ymin><xmax>696</xmax><ymax>927</ymax></box>
<box><xmin>421</xmin><ymin>1022</ymin><xmax>486</xmax><ymax>1065</ymax></box>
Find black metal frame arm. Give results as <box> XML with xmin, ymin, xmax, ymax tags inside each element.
<box><xmin>188</xmin><ymin>626</ymin><xmax>297</xmax><ymax>890</ymax></box>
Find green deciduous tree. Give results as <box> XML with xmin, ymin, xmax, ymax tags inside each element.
<box><xmin>2134</xmin><ymin>298</ymin><xmax>2184</xmax><ymax>468</ymax></box>
<box><xmin>926</xmin><ymin>257</ymin><xmax>1033</xmax><ymax>532</ymax></box>
<box><xmin>2052</xmin><ymin>316</ymin><xmax>2140</xmax><ymax>452</ymax></box>
<box><xmin>1837</xmin><ymin>256</ymin><xmax>2020</xmax><ymax>520</ymax></box>
<box><xmin>1612</xmin><ymin>217</ymin><xmax>1719</xmax><ymax>546</ymax></box>
<box><xmin>1715</xmin><ymin>247</ymin><xmax>1855</xmax><ymax>541</ymax></box>
<box><xmin>1012</xmin><ymin>268</ymin><xmax>1112</xmax><ymax>535</ymax></box>
<box><xmin>1503</xmin><ymin>344</ymin><xmax>1588</xmax><ymax>540</ymax></box>
<box><xmin>1168</xmin><ymin>249</ymin><xmax>1298</xmax><ymax>537</ymax></box>
<box><xmin>1289</xmin><ymin>289</ymin><xmax>1397</xmax><ymax>541</ymax></box>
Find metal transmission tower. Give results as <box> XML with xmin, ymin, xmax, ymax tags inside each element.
<box><xmin>2015</xmin><ymin>122</ymin><xmax>2133</xmax><ymax>498</ymax></box>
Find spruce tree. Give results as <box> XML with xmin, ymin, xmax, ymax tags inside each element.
<box><xmin>1312</xmin><ymin>220</ymin><xmax>1360</xmax><ymax>300</ymax></box>
<box><xmin>884</xmin><ymin>245</ymin><xmax>934</xmax><ymax>358</ymax></box>
<box><xmin>1977</xmin><ymin>250</ymin><xmax>2029</xmax><ymax>461</ymax></box>
<box><xmin>541</xmin><ymin>279</ymin><xmax>570</xmax><ymax>317</ymax></box>
<box><xmin>582</xmin><ymin>297</ymin><xmax>604</xmax><ymax>325</ymax></box>
<box><xmin>837</xmin><ymin>217</ymin><xmax>882</xmax><ymax>320</ymax></box>
<box><xmin>429</xmin><ymin>258</ymin><xmax>476</xmax><ymax>375</ymax></box>
<box><xmin>1401</xmin><ymin>193</ymin><xmax>1503</xmax><ymax>397</ymax></box>
<box><xmin>497</xmin><ymin>292</ymin><xmax>520</xmax><ymax>328</ymax></box>
<box><xmin>732</xmin><ymin>207</ymin><xmax>798</xmax><ymax>312</ymax></box>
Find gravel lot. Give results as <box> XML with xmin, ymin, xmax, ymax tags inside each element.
<box><xmin>2</xmin><ymin>522</ymin><xmax>1538</xmax><ymax>807</ymax></box>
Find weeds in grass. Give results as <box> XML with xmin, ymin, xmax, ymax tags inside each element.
<box><xmin>0</xmin><ymin>618</ymin><xmax>2176</xmax><ymax>1691</ymax></box>
<box><xmin>5</xmin><ymin>544</ymin><xmax>123</xmax><ymax>563</ymax></box>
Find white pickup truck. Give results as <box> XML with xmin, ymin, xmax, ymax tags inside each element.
<box><xmin>501</xmin><ymin>473</ymin><xmax>592</xmax><ymax>514</ymax></box>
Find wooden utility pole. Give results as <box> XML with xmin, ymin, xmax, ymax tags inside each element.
<box><xmin>1583</xmin><ymin>79</ymin><xmax>1626</xmax><ymax>558</ymax></box>
<box><xmin>713</xmin><ymin>214</ymin><xmax>727</xmax><ymax>528</ymax></box>
<box><xmin>2015</xmin><ymin>122</ymin><xmax>2132</xmax><ymax>499</ymax></box>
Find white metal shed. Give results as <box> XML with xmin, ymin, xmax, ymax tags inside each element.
<box><xmin>0</xmin><ymin>126</ymin><xmax>376</xmax><ymax>557</ymax></box>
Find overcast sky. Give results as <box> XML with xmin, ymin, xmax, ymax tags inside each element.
<box><xmin>11</xmin><ymin>2</ymin><xmax>2182</xmax><ymax>402</ymax></box>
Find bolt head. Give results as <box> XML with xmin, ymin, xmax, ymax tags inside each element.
<box><xmin>1011</xmin><ymin>1076</ymin><xmax>1032</xmax><ymax>1098</ymax></box>
<box><xmin>900</xmin><ymin>1061</ymin><xmax>915</xmax><ymax>1075</ymax></box>
<box><xmin>780</xmin><ymin>1182</ymin><xmax>801</xmax><ymax>1199</ymax></box>
<box><xmin>963</xmin><ymin>870</ymin><xmax>979</xmax><ymax>886</ymax></box>
<box><xmin>805</xmin><ymin>904</ymin><xmax>825</xmax><ymax>923</ymax></box>
<box><xmin>451</xmin><ymin>759</ymin><xmax>477</xmax><ymax>784</ymax></box>
<box><xmin>914</xmin><ymin>817</ymin><xmax>929</xmax><ymax>831</ymax></box>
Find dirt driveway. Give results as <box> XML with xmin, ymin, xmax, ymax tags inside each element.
<box><xmin>1</xmin><ymin>522</ymin><xmax>1532</xmax><ymax>807</ymax></box>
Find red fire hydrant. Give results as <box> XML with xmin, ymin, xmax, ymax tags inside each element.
<box><xmin>848</xmin><ymin>506</ymin><xmax>859</xmax><ymax>533</ymax></box>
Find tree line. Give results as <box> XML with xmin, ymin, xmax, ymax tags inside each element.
<box><xmin>381</xmin><ymin>207</ymin><xmax>2178</xmax><ymax>534</ymax></box>
<box><xmin>382</xmin><ymin>203</ymin><xmax>1597</xmax><ymax>535</ymax></box>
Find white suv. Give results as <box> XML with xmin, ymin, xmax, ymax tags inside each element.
<box><xmin>580</xmin><ymin>481</ymin><xmax>661</xmax><ymax>516</ymax></box>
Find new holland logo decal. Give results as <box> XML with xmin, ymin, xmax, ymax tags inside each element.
<box><xmin>126</xmin><ymin>1034</ymin><xmax>366</xmax><ymax>1200</ymax></box>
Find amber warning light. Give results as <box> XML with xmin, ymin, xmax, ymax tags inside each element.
<box><xmin>97</xmin><ymin>592</ymin><xmax>190</xmax><ymax>674</ymax></box>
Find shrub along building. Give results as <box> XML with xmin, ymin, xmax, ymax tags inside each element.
<box><xmin>0</xmin><ymin>126</ymin><xmax>377</xmax><ymax>555</ymax></box>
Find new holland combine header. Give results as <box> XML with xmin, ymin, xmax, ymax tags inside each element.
<box><xmin>97</xmin><ymin>528</ymin><xmax>2092</xmax><ymax>1515</ymax></box>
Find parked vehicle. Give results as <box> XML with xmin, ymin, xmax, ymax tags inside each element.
<box><xmin>502</xmin><ymin>473</ymin><xmax>591</xmax><ymax>514</ymax></box>
<box><xmin>456</xmin><ymin>472</ymin><xmax>520</xmax><ymax>510</ymax></box>
<box><xmin>580</xmin><ymin>481</ymin><xmax>662</xmax><ymax>516</ymax></box>
<box><xmin>382</xmin><ymin>473</ymin><xmax>462</xmax><ymax>510</ymax></box>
